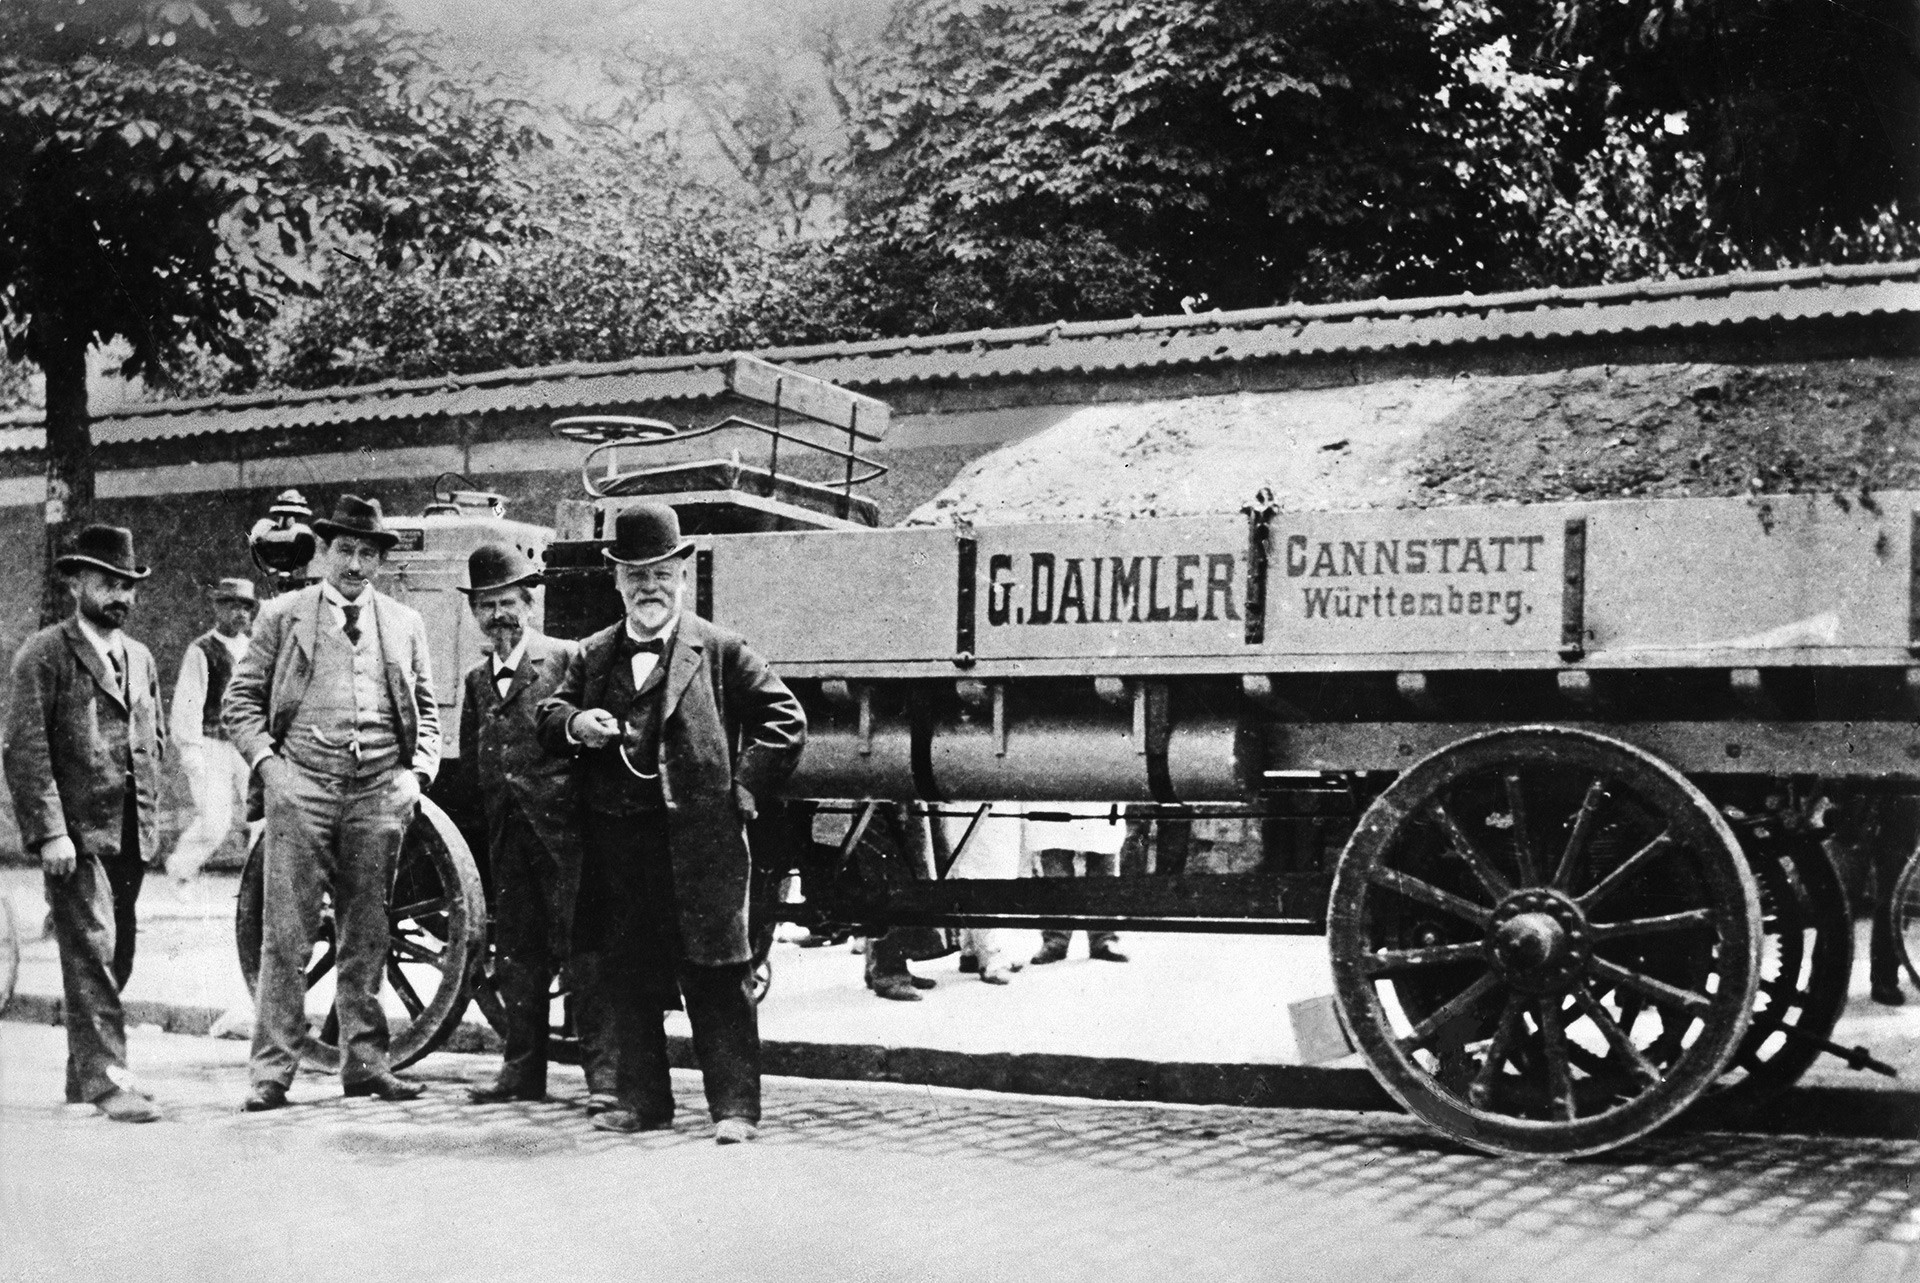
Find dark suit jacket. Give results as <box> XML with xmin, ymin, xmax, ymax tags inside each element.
<box><xmin>460</xmin><ymin>631</ymin><xmax>582</xmax><ymax>946</ymax></box>
<box><xmin>536</xmin><ymin>613</ymin><xmax>806</xmax><ymax>966</ymax></box>
<box><xmin>3</xmin><ymin>618</ymin><xmax>165</xmax><ymax>863</ymax></box>
<box><xmin>224</xmin><ymin>583</ymin><xmax>441</xmax><ymax>783</ymax></box>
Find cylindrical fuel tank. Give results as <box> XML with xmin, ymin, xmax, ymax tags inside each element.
<box><xmin>787</xmin><ymin>700</ymin><xmax>1251</xmax><ymax>802</ymax></box>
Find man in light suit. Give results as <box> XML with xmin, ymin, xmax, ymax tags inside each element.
<box><xmin>225</xmin><ymin>494</ymin><xmax>441</xmax><ymax>1111</ymax></box>
<box><xmin>456</xmin><ymin>543</ymin><xmax>583</xmax><ymax>1105</ymax></box>
<box><xmin>537</xmin><ymin>503</ymin><xmax>806</xmax><ymax>1142</ymax></box>
<box><xmin>4</xmin><ymin>525</ymin><xmax>166</xmax><ymax>1122</ymax></box>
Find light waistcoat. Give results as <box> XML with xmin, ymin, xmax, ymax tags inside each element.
<box><xmin>283</xmin><ymin>609</ymin><xmax>399</xmax><ymax>777</ymax></box>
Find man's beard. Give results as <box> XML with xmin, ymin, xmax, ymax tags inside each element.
<box><xmin>81</xmin><ymin>600</ymin><xmax>127</xmax><ymax>631</ymax></box>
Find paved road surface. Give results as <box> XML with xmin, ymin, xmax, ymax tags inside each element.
<box><xmin>3</xmin><ymin>1022</ymin><xmax>1917</xmax><ymax>1283</ymax></box>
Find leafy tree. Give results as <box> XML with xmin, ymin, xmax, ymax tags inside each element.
<box><xmin>272</xmin><ymin>128</ymin><xmax>860</xmax><ymax>387</ymax></box>
<box><xmin>839</xmin><ymin>0</ymin><xmax>1569</xmax><ymax>315</ymax></box>
<box><xmin>1545</xmin><ymin>0</ymin><xmax>1920</xmax><ymax>255</ymax></box>
<box><xmin>0</xmin><ymin>0</ymin><xmax>538</xmax><ymax>618</ymax></box>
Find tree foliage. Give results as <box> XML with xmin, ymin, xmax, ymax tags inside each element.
<box><xmin>0</xmin><ymin>0</ymin><xmax>541</xmax><ymax>615</ymax></box>
<box><xmin>0</xmin><ymin>0</ymin><xmax>540</xmax><ymax>389</ymax></box>
<box><xmin>837</xmin><ymin>0</ymin><xmax>1920</xmax><ymax>316</ymax></box>
<box><xmin>273</xmin><ymin>128</ymin><xmax>858</xmax><ymax>387</ymax></box>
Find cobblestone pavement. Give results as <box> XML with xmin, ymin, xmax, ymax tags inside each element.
<box><xmin>3</xmin><ymin>1024</ymin><xmax>1918</xmax><ymax>1283</ymax></box>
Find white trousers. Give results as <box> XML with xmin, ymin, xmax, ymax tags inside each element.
<box><xmin>166</xmin><ymin>739</ymin><xmax>250</xmax><ymax>880</ymax></box>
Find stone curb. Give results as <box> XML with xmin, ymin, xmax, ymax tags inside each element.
<box><xmin>7</xmin><ymin>993</ymin><xmax>1917</xmax><ymax>1138</ymax></box>
<box><xmin>4</xmin><ymin>989</ymin><xmax>1393</xmax><ymax>1113</ymax></box>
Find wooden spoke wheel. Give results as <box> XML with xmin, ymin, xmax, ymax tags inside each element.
<box><xmin>235</xmin><ymin>797</ymin><xmax>488</xmax><ymax>1072</ymax></box>
<box><xmin>1894</xmin><ymin>838</ymin><xmax>1920</xmax><ymax>994</ymax></box>
<box><xmin>1703</xmin><ymin>828</ymin><xmax>1851</xmax><ymax>1110</ymax></box>
<box><xmin>1329</xmin><ymin>726</ymin><xmax>1760</xmax><ymax>1158</ymax></box>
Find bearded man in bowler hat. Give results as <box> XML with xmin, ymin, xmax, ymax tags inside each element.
<box><xmin>4</xmin><ymin>525</ymin><xmax>166</xmax><ymax>1122</ymax></box>
<box><xmin>457</xmin><ymin>543</ymin><xmax>586</xmax><ymax>1104</ymax></box>
<box><xmin>164</xmin><ymin>577</ymin><xmax>260</xmax><ymax>886</ymax></box>
<box><xmin>537</xmin><ymin>503</ymin><xmax>805</xmax><ymax>1142</ymax></box>
<box><xmin>225</xmin><ymin>494</ymin><xmax>441</xmax><ymax>1111</ymax></box>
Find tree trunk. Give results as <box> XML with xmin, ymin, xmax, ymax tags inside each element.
<box><xmin>39</xmin><ymin>334</ymin><xmax>92</xmax><ymax>626</ymax></box>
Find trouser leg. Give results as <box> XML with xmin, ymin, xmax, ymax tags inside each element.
<box><xmin>250</xmin><ymin>763</ymin><xmax>333</xmax><ymax>1089</ymax></box>
<box><xmin>571</xmin><ymin>952</ymin><xmax>619</xmax><ymax>1100</ymax></box>
<box><xmin>1036</xmin><ymin>848</ymin><xmax>1075</xmax><ymax>954</ymax></box>
<box><xmin>336</xmin><ymin>772</ymin><xmax>410</xmax><ymax>1082</ymax></box>
<box><xmin>47</xmin><ymin>852</ymin><xmax>129</xmax><ymax>1102</ymax></box>
<box><xmin>490</xmin><ymin>814</ymin><xmax>556</xmax><ymax>1091</ymax></box>
<box><xmin>102</xmin><ymin>854</ymin><xmax>144</xmax><ymax>993</ymax></box>
<box><xmin>864</xmin><ymin>929</ymin><xmax>910</xmax><ymax>984</ymax></box>
<box><xmin>682</xmin><ymin>962</ymin><xmax>761</xmax><ymax>1124</ymax></box>
<box><xmin>1085</xmin><ymin>850</ymin><xmax>1119</xmax><ymax>953</ymax></box>
<box><xmin>615</xmin><ymin>998</ymin><xmax>677</xmax><ymax>1125</ymax></box>
<box><xmin>167</xmin><ymin>743</ymin><xmax>232</xmax><ymax>882</ymax></box>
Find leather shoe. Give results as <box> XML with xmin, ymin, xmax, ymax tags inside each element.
<box><xmin>584</xmin><ymin>1092</ymin><xmax>620</xmax><ymax>1116</ymax></box>
<box><xmin>242</xmin><ymin>1082</ymin><xmax>289</xmax><ymax>1113</ymax></box>
<box><xmin>96</xmin><ymin>1088</ymin><xmax>161</xmax><ymax>1123</ymax></box>
<box><xmin>980</xmin><ymin>967</ymin><xmax>1015</xmax><ymax>985</ymax></box>
<box><xmin>713</xmin><ymin>1117</ymin><xmax>759</xmax><ymax>1144</ymax></box>
<box><xmin>469</xmin><ymin>1080</ymin><xmax>546</xmax><ymax>1105</ymax></box>
<box><xmin>958</xmin><ymin>954</ymin><xmax>981</xmax><ymax>974</ymax></box>
<box><xmin>869</xmin><ymin>975</ymin><xmax>923</xmax><ymax>1001</ymax></box>
<box><xmin>908</xmin><ymin>972</ymin><xmax>937</xmax><ymax>990</ymax></box>
<box><xmin>1030</xmin><ymin>946</ymin><xmax>1068</xmax><ymax>966</ymax></box>
<box><xmin>342</xmin><ymin>1072</ymin><xmax>426</xmax><ymax>1102</ymax></box>
<box><xmin>1872</xmin><ymin>980</ymin><xmax>1906</xmax><ymax>1007</ymax></box>
<box><xmin>592</xmin><ymin>1109</ymin><xmax>672</xmax><ymax>1134</ymax></box>
<box><xmin>1089</xmin><ymin>945</ymin><xmax>1130</xmax><ymax>963</ymax></box>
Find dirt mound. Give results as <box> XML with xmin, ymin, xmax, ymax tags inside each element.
<box><xmin>908</xmin><ymin>359</ymin><xmax>1920</xmax><ymax>525</ymax></box>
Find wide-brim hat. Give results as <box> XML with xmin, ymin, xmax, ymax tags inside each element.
<box><xmin>460</xmin><ymin>542</ymin><xmax>544</xmax><ymax>596</ymax></box>
<box><xmin>54</xmin><ymin>524</ymin><xmax>150</xmax><ymax>582</ymax></box>
<box><xmin>210</xmin><ymin>577</ymin><xmax>259</xmax><ymax>607</ymax></box>
<box><xmin>311</xmin><ymin>493</ymin><xmax>399</xmax><ymax>550</ymax></box>
<box><xmin>603</xmin><ymin>503</ymin><xmax>695</xmax><ymax>568</ymax></box>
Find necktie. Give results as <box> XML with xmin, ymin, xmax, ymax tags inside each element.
<box><xmin>341</xmin><ymin>603</ymin><xmax>361</xmax><ymax>645</ymax></box>
<box><xmin>619</xmin><ymin>635</ymin><xmax>665</xmax><ymax>658</ymax></box>
<box><xmin>494</xmin><ymin>667</ymin><xmax>515</xmax><ymax>697</ymax></box>
<box><xmin>108</xmin><ymin>648</ymin><xmax>126</xmax><ymax>701</ymax></box>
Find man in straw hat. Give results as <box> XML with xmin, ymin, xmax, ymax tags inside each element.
<box><xmin>537</xmin><ymin>502</ymin><xmax>805</xmax><ymax>1142</ymax></box>
<box><xmin>456</xmin><ymin>542</ymin><xmax>586</xmax><ymax>1105</ymax></box>
<box><xmin>4</xmin><ymin>524</ymin><xmax>166</xmax><ymax>1122</ymax></box>
<box><xmin>225</xmin><ymin>494</ymin><xmax>441</xmax><ymax>1111</ymax></box>
<box><xmin>163</xmin><ymin>577</ymin><xmax>260</xmax><ymax>887</ymax></box>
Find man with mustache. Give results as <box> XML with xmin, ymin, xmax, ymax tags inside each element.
<box><xmin>226</xmin><ymin>494</ymin><xmax>441</xmax><ymax>1111</ymax></box>
<box><xmin>4</xmin><ymin>525</ymin><xmax>166</xmax><ymax>1122</ymax></box>
<box><xmin>537</xmin><ymin>504</ymin><xmax>805</xmax><ymax>1142</ymax></box>
<box><xmin>456</xmin><ymin>543</ymin><xmax>584</xmax><ymax>1105</ymax></box>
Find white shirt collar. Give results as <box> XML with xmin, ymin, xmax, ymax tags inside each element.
<box><xmin>492</xmin><ymin>634</ymin><xmax>530</xmax><ymax>674</ymax></box>
<box><xmin>75</xmin><ymin>614</ymin><xmax>123</xmax><ymax>663</ymax></box>
<box><xmin>216</xmin><ymin>629</ymin><xmax>251</xmax><ymax>658</ymax></box>
<box><xmin>623</xmin><ymin>613</ymin><xmax>679</xmax><ymax>649</ymax></box>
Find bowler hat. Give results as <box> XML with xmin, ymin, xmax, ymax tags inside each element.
<box><xmin>460</xmin><ymin>542</ymin><xmax>543</xmax><ymax>596</ymax></box>
<box><xmin>54</xmin><ymin>525</ymin><xmax>150</xmax><ymax>582</ymax></box>
<box><xmin>311</xmin><ymin>494</ymin><xmax>398</xmax><ymax>550</ymax></box>
<box><xmin>210</xmin><ymin>577</ymin><xmax>259</xmax><ymax>607</ymax></box>
<box><xmin>603</xmin><ymin>503</ymin><xmax>695</xmax><ymax>568</ymax></box>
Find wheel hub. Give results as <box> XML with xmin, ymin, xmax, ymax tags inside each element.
<box><xmin>1487</xmin><ymin>890</ymin><xmax>1590</xmax><ymax>993</ymax></box>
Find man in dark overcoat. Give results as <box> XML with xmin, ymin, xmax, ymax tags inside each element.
<box><xmin>3</xmin><ymin>525</ymin><xmax>166</xmax><ymax>1122</ymax></box>
<box><xmin>536</xmin><ymin>503</ymin><xmax>806</xmax><ymax>1142</ymax></box>
<box><xmin>225</xmin><ymin>494</ymin><xmax>441</xmax><ymax>1110</ymax></box>
<box><xmin>457</xmin><ymin>543</ymin><xmax>584</xmax><ymax>1104</ymax></box>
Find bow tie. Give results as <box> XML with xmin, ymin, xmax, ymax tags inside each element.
<box><xmin>494</xmin><ymin>667</ymin><xmax>516</xmax><ymax>686</ymax></box>
<box><xmin>619</xmin><ymin>635</ymin><xmax>666</xmax><ymax>658</ymax></box>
